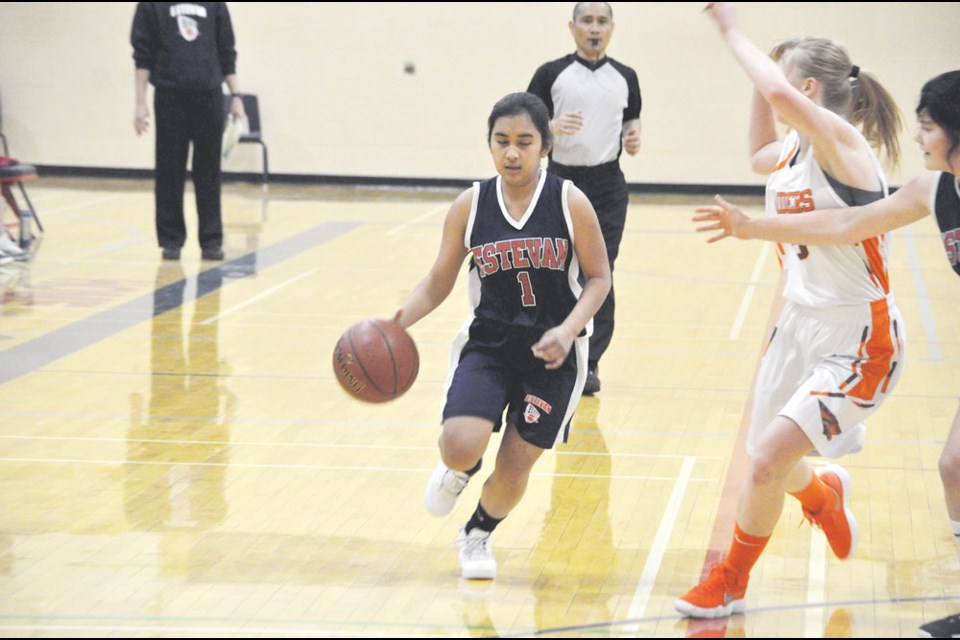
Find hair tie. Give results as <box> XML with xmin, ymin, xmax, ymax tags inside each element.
<box><xmin>849</xmin><ymin>65</ymin><xmax>860</xmax><ymax>79</ymax></box>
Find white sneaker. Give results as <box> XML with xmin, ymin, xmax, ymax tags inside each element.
<box><xmin>457</xmin><ymin>527</ymin><xmax>496</xmax><ymax>580</ymax></box>
<box><xmin>424</xmin><ymin>461</ymin><xmax>470</xmax><ymax>516</ymax></box>
<box><xmin>0</xmin><ymin>233</ymin><xmax>26</xmax><ymax>260</ymax></box>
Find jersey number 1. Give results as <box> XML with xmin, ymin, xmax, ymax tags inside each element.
<box><xmin>517</xmin><ymin>271</ymin><xmax>536</xmax><ymax>307</ymax></box>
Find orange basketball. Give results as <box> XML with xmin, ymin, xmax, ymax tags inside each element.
<box><xmin>332</xmin><ymin>318</ymin><xmax>419</xmax><ymax>403</ymax></box>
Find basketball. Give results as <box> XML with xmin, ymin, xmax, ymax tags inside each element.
<box><xmin>332</xmin><ymin>318</ymin><xmax>419</xmax><ymax>403</ymax></box>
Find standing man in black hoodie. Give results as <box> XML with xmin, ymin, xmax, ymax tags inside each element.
<box><xmin>131</xmin><ymin>2</ymin><xmax>245</xmax><ymax>262</ymax></box>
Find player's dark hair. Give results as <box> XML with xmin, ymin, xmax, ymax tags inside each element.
<box><xmin>917</xmin><ymin>70</ymin><xmax>960</xmax><ymax>159</ymax></box>
<box><xmin>487</xmin><ymin>92</ymin><xmax>554</xmax><ymax>151</ymax></box>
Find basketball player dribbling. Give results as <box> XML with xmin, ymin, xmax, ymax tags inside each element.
<box><xmin>392</xmin><ymin>92</ymin><xmax>611</xmax><ymax>580</ymax></box>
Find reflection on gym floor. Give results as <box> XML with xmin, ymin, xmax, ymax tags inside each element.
<box><xmin>0</xmin><ymin>180</ymin><xmax>957</xmax><ymax>637</ymax></box>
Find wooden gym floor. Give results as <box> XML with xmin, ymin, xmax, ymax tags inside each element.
<box><xmin>0</xmin><ymin>178</ymin><xmax>957</xmax><ymax>637</ymax></box>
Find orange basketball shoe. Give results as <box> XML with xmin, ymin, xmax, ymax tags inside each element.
<box><xmin>802</xmin><ymin>464</ymin><xmax>858</xmax><ymax>560</ymax></box>
<box><xmin>674</xmin><ymin>563</ymin><xmax>748</xmax><ymax>619</ymax></box>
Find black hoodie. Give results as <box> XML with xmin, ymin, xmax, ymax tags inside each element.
<box><xmin>131</xmin><ymin>2</ymin><xmax>237</xmax><ymax>92</ymax></box>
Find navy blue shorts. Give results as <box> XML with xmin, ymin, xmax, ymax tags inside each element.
<box><xmin>442</xmin><ymin>345</ymin><xmax>582</xmax><ymax>449</ymax></box>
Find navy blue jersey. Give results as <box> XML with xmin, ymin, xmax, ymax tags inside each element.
<box><xmin>933</xmin><ymin>172</ymin><xmax>960</xmax><ymax>277</ymax></box>
<box><xmin>464</xmin><ymin>171</ymin><xmax>586</xmax><ymax>368</ymax></box>
<box><xmin>442</xmin><ymin>171</ymin><xmax>589</xmax><ymax>448</ymax></box>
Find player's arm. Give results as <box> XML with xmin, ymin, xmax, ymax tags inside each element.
<box><xmin>396</xmin><ymin>189</ymin><xmax>472</xmax><ymax>329</ymax></box>
<box><xmin>705</xmin><ymin>3</ymin><xmax>873</xmax><ymax>185</ymax></box>
<box><xmin>567</xmin><ymin>186</ymin><xmax>612</xmax><ymax>318</ymax></box>
<box><xmin>532</xmin><ymin>185</ymin><xmax>611</xmax><ymax>368</ymax></box>
<box><xmin>693</xmin><ymin>174</ymin><xmax>934</xmax><ymax>245</ymax></box>
<box><xmin>703</xmin><ymin>4</ymin><xmax>777</xmax><ymax>172</ymax></box>
<box><xmin>748</xmin><ymin>89</ymin><xmax>780</xmax><ymax>174</ymax></box>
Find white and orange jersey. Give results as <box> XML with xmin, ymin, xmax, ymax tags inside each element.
<box><xmin>765</xmin><ymin>130</ymin><xmax>891</xmax><ymax>307</ymax></box>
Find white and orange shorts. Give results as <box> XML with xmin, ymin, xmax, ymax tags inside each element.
<box><xmin>749</xmin><ymin>296</ymin><xmax>906</xmax><ymax>459</ymax></box>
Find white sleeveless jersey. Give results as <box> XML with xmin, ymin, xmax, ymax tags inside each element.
<box><xmin>765</xmin><ymin>130</ymin><xmax>891</xmax><ymax>306</ymax></box>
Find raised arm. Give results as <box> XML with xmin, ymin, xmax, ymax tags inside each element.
<box><xmin>704</xmin><ymin>3</ymin><xmax>870</xmax><ymax>184</ymax></box>
<box><xmin>748</xmin><ymin>89</ymin><xmax>780</xmax><ymax>174</ymax></box>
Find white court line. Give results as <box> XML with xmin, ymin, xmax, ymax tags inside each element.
<box><xmin>900</xmin><ymin>225</ymin><xmax>943</xmax><ymax>361</ymax></box>
<box><xmin>19</xmin><ymin>194</ymin><xmax>143</xmax><ymax>275</ymax></box>
<box><xmin>386</xmin><ymin>203</ymin><xmax>447</xmax><ymax>236</ymax></box>
<box><xmin>0</xmin><ymin>626</ymin><xmax>424</xmax><ymax>638</ymax></box>
<box><xmin>27</xmin><ymin>193</ymin><xmax>124</xmax><ymax>216</ymax></box>
<box><xmin>626</xmin><ymin>456</ymin><xmax>696</xmax><ymax>625</ymax></box>
<box><xmin>0</xmin><ymin>434</ymin><xmax>723</xmax><ymax>460</ymax></box>
<box><xmin>729</xmin><ymin>242</ymin><xmax>771</xmax><ymax>340</ymax></box>
<box><xmin>0</xmin><ymin>457</ymin><xmax>715</xmax><ymax>483</ymax></box>
<box><xmin>201</xmin><ymin>267</ymin><xmax>320</xmax><ymax>324</ymax></box>
<box><xmin>804</xmin><ymin>530</ymin><xmax>827</xmax><ymax>637</ymax></box>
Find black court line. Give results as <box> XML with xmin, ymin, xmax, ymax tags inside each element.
<box><xmin>494</xmin><ymin>593</ymin><xmax>960</xmax><ymax>637</ymax></box>
<box><xmin>0</xmin><ymin>221</ymin><xmax>359</xmax><ymax>385</ymax></box>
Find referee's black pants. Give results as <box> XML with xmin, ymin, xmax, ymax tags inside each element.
<box><xmin>154</xmin><ymin>87</ymin><xmax>225</xmax><ymax>252</ymax></box>
<box><xmin>549</xmin><ymin>160</ymin><xmax>629</xmax><ymax>369</ymax></box>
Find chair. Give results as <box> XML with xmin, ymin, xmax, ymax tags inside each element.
<box><xmin>0</xmin><ymin>93</ymin><xmax>42</xmax><ymax>251</ymax></box>
<box><xmin>223</xmin><ymin>93</ymin><xmax>269</xmax><ymax>185</ymax></box>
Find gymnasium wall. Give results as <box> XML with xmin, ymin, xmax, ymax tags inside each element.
<box><xmin>0</xmin><ymin>2</ymin><xmax>957</xmax><ymax>188</ymax></box>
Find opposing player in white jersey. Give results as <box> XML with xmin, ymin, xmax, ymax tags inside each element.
<box><xmin>692</xmin><ymin>69</ymin><xmax>960</xmax><ymax>637</ymax></box>
<box><xmin>675</xmin><ymin>2</ymin><xmax>905</xmax><ymax>619</ymax></box>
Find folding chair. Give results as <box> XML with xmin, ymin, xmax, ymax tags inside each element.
<box><xmin>0</xmin><ymin>96</ymin><xmax>42</xmax><ymax>250</ymax></box>
<box><xmin>223</xmin><ymin>93</ymin><xmax>269</xmax><ymax>185</ymax></box>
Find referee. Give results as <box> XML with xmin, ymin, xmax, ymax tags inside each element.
<box><xmin>527</xmin><ymin>1</ymin><xmax>641</xmax><ymax>395</ymax></box>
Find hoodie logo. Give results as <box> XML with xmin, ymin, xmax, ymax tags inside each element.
<box><xmin>178</xmin><ymin>15</ymin><xmax>199</xmax><ymax>41</ymax></box>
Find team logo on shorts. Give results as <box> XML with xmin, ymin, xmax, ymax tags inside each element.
<box><xmin>178</xmin><ymin>16</ymin><xmax>199</xmax><ymax>41</ymax></box>
<box><xmin>523</xmin><ymin>394</ymin><xmax>552</xmax><ymax>424</ymax></box>
<box><xmin>818</xmin><ymin>399</ymin><xmax>842</xmax><ymax>440</ymax></box>
<box><xmin>524</xmin><ymin>405</ymin><xmax>541</xmax><ymax>424</ymax></box>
